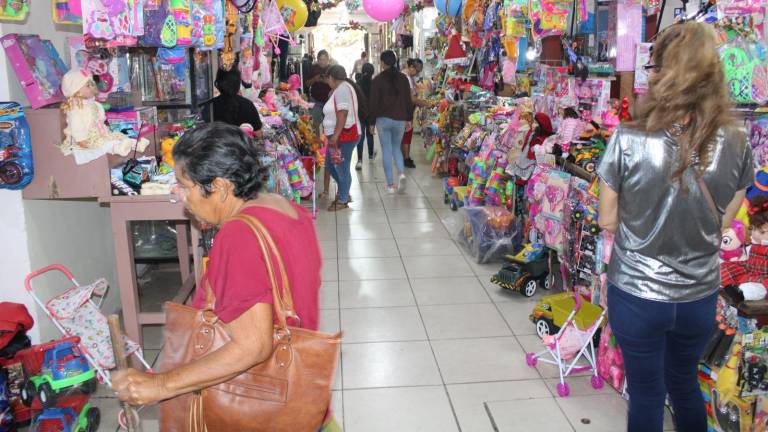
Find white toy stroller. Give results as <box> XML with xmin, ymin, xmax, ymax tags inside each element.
<box><xmin>24</xmin><ymin>264</ymin><xmax>153</xmax><ymax>387</ymax></box>
<box><xmin>525</xmin><ymin>292</ymin><xmax>607</xmax><ymax>397</ymax></box>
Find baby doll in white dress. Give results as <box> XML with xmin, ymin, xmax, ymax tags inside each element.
<box><xmin>60</xmin><ymin>68</ymin><xmax>148</xmax><ymax>164</ymax></box>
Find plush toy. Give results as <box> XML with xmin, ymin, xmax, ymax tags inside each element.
<box><xmin>282</xmin><ymin>74</ymin><xmax>313</xmax><ymax>110</ymax></box>
<box><xmin>722</xmin><ymin>196</ymin><xmax>768</xmax><ymax>302</ymax></box>
<box><xmin>619</xmin><ymin>97</ymin><xmax>632</xmax><ymax>122</ymax></box>
<box><xmin>721</xmin><ymin>220</ymin><xmax>747</xmax><ymax>262</ymax></box>
<box><xmin>60</xmin><ymin>68</ymin><xmax>148</xmax><ymax>164</ymax></box>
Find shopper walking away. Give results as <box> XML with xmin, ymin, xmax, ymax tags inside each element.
<box><xmin>208</xmin><ymin>68</ymin><xmax>263</xmax><ymax>133</ymax></box>
<box><xmin>352</xmin><ymin>51</ymin><xmax>368</xmax><ymax>80</ymax></box>
<box><xmin>111</xmin><ymin>123</ymin><xmax>340</xmax><ymax>429</ymax></box>
<box><xmin>355</xmin><ymin>62</ymin><xmax>376</xmax><ymax>170</ymax></box>
<box><xmin>597</xmin><ymin>22</ymin><xmax>754</xmax><ymax>432</ymax></box>
<box><xmin>401</xmin><ymin>58</ymin><xmax>433</xmax><ymax>168</ymax></box>
<box><xmin>323</xmin><ymin>65</ymin><xmax>363</xmax><ymax>211</ymax></box>
<box><xmin>369</xmin><ymin>50</ymin><xmax>414</xmax><ymax>194</ymax></box>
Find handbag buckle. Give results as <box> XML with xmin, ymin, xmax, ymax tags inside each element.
<box><xmin>274</xmin><ymin>327</ymin><xmax>292</xmax><ymax>342</ymax></box>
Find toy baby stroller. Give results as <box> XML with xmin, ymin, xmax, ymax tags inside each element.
<box><xmin>525</xmin><ymin>291</ymin><xmax>607</xmax><ymax>397</ymax></box>
<box><xmin>24</xmin><ymin>265</ymin><xmax>153</xmax><ymax>387</ymax></box>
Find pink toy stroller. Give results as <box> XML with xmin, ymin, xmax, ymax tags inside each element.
<box><xmin>24</xmin><ymin>265</ymin><xmax>153</xmax><ymax>387</ymax></box>
<box><xmin>525</xmin><ymin>292</ymin><xmax>607</xmax><ymax>397</ymax></box>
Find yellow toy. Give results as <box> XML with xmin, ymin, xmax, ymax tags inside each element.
<box><xmin>716</xmin><ymin>343</ymin><xmax>742</xmax><ymax>404</ymax></box>
<box><xmin>161</xmin><ymin>136</ymin><xmax>177</xmax><ymax>170</ymax></box>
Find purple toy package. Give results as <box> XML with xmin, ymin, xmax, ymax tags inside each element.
<box><xmin>1</xmin><ymin>34</ymin><xmax>66</xmax><ymax>109</ymax></box>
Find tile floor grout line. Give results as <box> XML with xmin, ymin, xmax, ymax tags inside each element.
<box><xmin>398</xmin><ymin>171</ymin><xmax>468</xmax><ymax>432</ymax></box>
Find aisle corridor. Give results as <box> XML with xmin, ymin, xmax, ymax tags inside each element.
<box><xmin>313</xmin><ymin>140</ymin><xmax>669</xmax><ymax>432</ymax></box>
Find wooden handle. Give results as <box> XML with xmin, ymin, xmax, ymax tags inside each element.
<box><xmin>108</xmin><ymin>315</ymin><xmax>140</xmax><ymax>432</ymax></box>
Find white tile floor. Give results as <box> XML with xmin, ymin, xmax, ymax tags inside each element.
<box><xmin>73</xmin><ymin>139</ymin><xmax>681</xmax><ymax>431</ymax></box>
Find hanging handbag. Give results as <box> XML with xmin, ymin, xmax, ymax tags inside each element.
<box><xmin>334</xmin><ymin>84</ymin><xmax>359</xmax><ymax>143</ymax></box>
<box><xmin>158</xmin><ymin>214</ymin><xmax>341</xmax><ymax>432</ymax></box>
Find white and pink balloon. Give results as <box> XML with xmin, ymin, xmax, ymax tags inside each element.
<box><xmin>362</xmin><ymin>0</ymin><xmax>405</xmax><ymax>22</ymax></box>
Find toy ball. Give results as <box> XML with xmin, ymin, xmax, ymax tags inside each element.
<box><xmin>435</xmin><ymin>0</ymin><xmax>462</xmax><ymax>17</ymax></box>
<box><xmin>363</xmin><ymin>0</ymin><xmax>405</xmax><ymax>22</ymax></box>
<box><xmin>277</xmin><ymin>0</ymin><xmax>308</xmax><ymax>33</ymax></box>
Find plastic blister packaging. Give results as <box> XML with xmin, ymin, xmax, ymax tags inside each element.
<box><xmin>0</xmin><ymin>102</ymin><xmax>33</xmax><ymax>190</ymax></box>
<box><xmin>455</xmin><ymin>206</ymin><xmax>521</xmax><ymax>264</ymax></box>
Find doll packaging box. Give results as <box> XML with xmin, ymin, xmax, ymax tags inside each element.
<box><xmin>1</xmin><ymin>34</ymin><xmax>66</xmax><ymax>109</ymax></box>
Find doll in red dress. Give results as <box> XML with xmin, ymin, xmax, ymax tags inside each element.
<box><xmin>722</xmin><ymin>196</ymin><xmax>768</xmax><ymax>301</ymax></box>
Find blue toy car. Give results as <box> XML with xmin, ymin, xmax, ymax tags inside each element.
<box><xmin>31</xmin><ymin>395</ymin><xmax>99</xmax><ymax>432</ymax></box>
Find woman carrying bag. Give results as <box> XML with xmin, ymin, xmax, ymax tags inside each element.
<box><xmin>111</xmin><ymin>123</ymin><xmax>340</xmax><ymax>431</ymax></box>
<box><xmin>323</xmin><ymin>65</ymin><xmax>364</xmax><ymax>211</ymax></box>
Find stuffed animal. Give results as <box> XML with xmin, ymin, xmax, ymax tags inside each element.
<box><xmin>721</xmin><ymin>220</ymin><xmax>747</xmax><ymax>262</ymax></box>
<box><xmin>282</xmin><ymin>74</ymin><xmax>313</xmax><ymax>110</ymax></box>
<box><xmin>59</xmin><ymin>68</ymin><xmax>148</xmax><ymax>164</ymax></box>
<box><xmin>722</xmin><ymin>196</ymin><xmax>768</xmax><ymax>302</ymax></box>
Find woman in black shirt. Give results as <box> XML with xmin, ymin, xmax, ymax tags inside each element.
<box><xmin>210</xmin><ymin>68</ymin><xmax>263</xmax><ymax>132</ymax></box>
<box><xmin>354</xmin><ymin>62</ymin><xmax>375</xmax><ymax>170</ymax></box>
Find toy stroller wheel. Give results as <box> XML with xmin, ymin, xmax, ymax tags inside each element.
<box><xmin>591</xmin><ymin>375</ymin><xmax>604</xmax><ymax>390</ymax></box>
<box><xmin>535</xmin><ymin>318</ymin><xmax>554</xmax><ymax>338</ymax></box>
<box><xmin>0</xmin><ymin>162</ymin><xmax>22</xmax><ymax>185</ymax></box>
<box><xmin>119</xmin><ymin>408</ymin><xmax>139</xmax><ymax>430</ymax></box>
<box><xmin>86</xmin><ymin>406</ymin><xmax>101</xmax><ymax>432</ymax></box>
<box><xmin>523</xmin><ymin>279</ymin><xmax>537</xmax><ymax>297</ymax></box>
<box><xmin>556</xmin><ymin>382</ymin><xmax>570</xmax><ymax>397</ymax></box>
<box><xmin>38</xmin><ymin>382</ymin><xmax>55</xmax><ymax>408</ymax></box>
<box><xmin>21</xmin><ymin>380</ymin><xmax>35</xmax><ymax>406</ymax></box>
<box><xmin>444</xmin><ymin>194</ymin><xmax>450</xmax><ymax>204</ymax></box>
<box><xmin>82</xmin><ymin>377</ymin><xmax>98</xmax><ymax>394</ymax></box>
<box><xmin>525</xmin><ymin>352</ymin><xmax>538</xmax><ymax>367</ymax></box>
<box><xmin>450</xmin><ymin>200</ymin><xmax>458</xmax><ymax>211</ymax></box>
<box><xmin>544</xmin><ymin>274</ymin><xmax>555</xmax><ymax>290</ymax></box>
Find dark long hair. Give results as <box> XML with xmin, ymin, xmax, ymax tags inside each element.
<box><xmin>173</xmin><ymin>122</ymin><xmax>268</xmax><ymax>199</ymax></box>
<box><xmin>380</xmin><ymin>50</ymin><xmax>400</xmax><ymax>95</ymax></box>
<box><xmin>214</xmin><ymin>68</ymin><xmax>243</xmax><ymax>126</ymax></box>
<box><xmin>356</xmin><ymin>62</ymin><xmax>374</xmax><ymax>96</ymax></box>
<box><xmin>328</xmin><ymin>65</ymin><xmax>366</xmax><ymax>117</ymax></box>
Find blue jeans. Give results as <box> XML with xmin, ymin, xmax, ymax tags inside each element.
<box><xmin>356</xmin><ymin>119</ymin><xmax>374</xmax><ymax>161</ymax></box>
<box><xmin>608</xmin><ymin>284</ymin><xmax>717</xmax><ymax>432</ymax></box>
<box><xmin>326</xmin><ymin>140</ymin><xmax>357</xmax><ymax>204</ymax></box>
<box><xmin>376</xmin><ymin>117</ymin><xmax>406</xmax><ymax>186</ymax></box>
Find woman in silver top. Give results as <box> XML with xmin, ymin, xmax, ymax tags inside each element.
<box><xmin>597</xmin><ymin>22</ymin><xmax>753</xmax><ymax>432</ymax></box>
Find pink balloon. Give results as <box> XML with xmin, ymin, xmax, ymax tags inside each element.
<box><xmin>363</xmin><ymin>0</ymin><xmax>405</xmax><ymax>22</ymax></box>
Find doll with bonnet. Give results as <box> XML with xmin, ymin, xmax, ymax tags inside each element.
<box><xmin>60</xmin><ymin>68</ymin><xmax>148</xmax><ymax>164</ymax></box>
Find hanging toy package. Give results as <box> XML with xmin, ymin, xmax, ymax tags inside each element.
<box><xmin>82</xmin><ymin>0</ymin><xmax>144</xmax><ymax>46</ymax></box>
<box><xmin>0</xmin><ymin>0</ymin><xmax>29</xmax><ymax>21</ymax></box>
<box><xmin>0</xmin><ymin>102</ymin><xmax>33</xmax><ymax>190</ymax></box>
<box><xmin>191</xmin><ymin>0</ymin><xmax>224</xmax><ymax>49</ymax></box>
<box><xmin>52</xmin><ymin>0</ymin><xmax>83</xmax><ymax>24</ymax></box>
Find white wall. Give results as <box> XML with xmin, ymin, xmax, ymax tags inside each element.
<box><xmin>0</xmin><ymin>12</ymin><xmax>120</xmax><ymax>343</ymax></box>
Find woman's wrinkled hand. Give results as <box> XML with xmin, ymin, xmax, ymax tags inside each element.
<box><xmin>112</xmin><ymin>369</ymin><xmax>169</xmax><ymax>405</ymax></box>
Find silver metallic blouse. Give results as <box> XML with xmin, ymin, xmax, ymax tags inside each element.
<box><xmin>597</xmin><ymin>126</ymin><xmax>754</xmax><ymax>302</ymax></box>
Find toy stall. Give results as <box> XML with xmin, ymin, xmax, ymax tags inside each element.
<box><xmin>0</xmin><ymin>0</ymin><xmax>330</xmax><ymax>428</ymax></box>
<box><xmin>421</xmin><ymin>0</ymin><xmax>768</xmax><ymax>426</ymax></box>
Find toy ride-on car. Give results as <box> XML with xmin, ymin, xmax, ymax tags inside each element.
<box><xmin>21</xmin><ymin>339</ymin><xmax>97</xmax><ymax>409</ymax></box>
<box><xmin>529</xmin><ymin>292</ymin><xmax>605</xmax><ymax>342</ymax></box>
<box><xmin>31</xmin><ymin>394</ymin><xmax>100</xmax><ymax>432</ymax></box>
<box><xmin>490</xmin><ymin>244</ymin><xmax>554</xmax><ymax>297</ymax></box>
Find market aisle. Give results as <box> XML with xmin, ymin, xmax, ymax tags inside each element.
<box><xmin>316</xmin><ymin>136</ymin><xmax>675</xmax><ymax>432</ymax></box>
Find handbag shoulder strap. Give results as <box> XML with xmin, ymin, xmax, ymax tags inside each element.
<box><xmin>230</xmin><ymin>214</ymin><xmax>299</xmax><ymax>329</ymax></box>
<box><xmin>333</xmin><ymin>83</ymin><xmax>357</xmax><ymax>125</ymax></box>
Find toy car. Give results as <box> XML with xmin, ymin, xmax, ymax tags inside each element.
<box><xmin>490</xmin><ymin>250</ymin><xmax>553</xmax><ymax>297</ymax></box>
<box><xmin>21</xmin><ymin>340</ymin><xmax>96</xmax><ymax>409</ymax></box>
<box><xmin>31</xmin><ymin>395</ymin><xmax>99</xmax><ymax>432</ymax></box>
<box><xmin>450</xmin><ymin>186</ymin><xmax>469</xmax><ymax>211</ymax></box>
<box><xmin>529</xmin><ymin>292</ymin><xmax>605</xmax><ymax>341</ymax></box>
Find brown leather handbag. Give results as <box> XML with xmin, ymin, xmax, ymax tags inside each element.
<box><xmin>158</xmin><ymin>214</ymin><xmax>341</xmax><ymax>431</ymax></box>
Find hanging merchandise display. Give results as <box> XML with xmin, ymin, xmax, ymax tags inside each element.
<box><xmin>0</xmin><ymin>0</ymin><xmax>29</xmax><ymax>20</ymax></box>
<box><xmin>529</xmin><ymin>0</ymin><xmax>570</xmax><ymax>39</ymax></box>
<box><xmin>362</xmin><ymin>0</ymin><xmax>405</xmax><ymax>22</ymax></box>
<box><xmin>220</xmin><ymin>0</ymin><xmax>239</xmax><ymax>70</ymax></box>
<box><xmin>52</xmin><ymin>0</ymin><xmax>82</xmax><ymax>24</ymax></box>
<box><xmin>1</xmin><ymin>34</ymin><xmax>67</xmax><ymax>109</ymax></box>
<box><xmin>435</xmin><ymin>0</ymin><xmax>462</xmax><ymax>17</ymax></box>
<box><xmin>82</xmin><ymin>0</ymin><xmax>144</xmax><ymax>46</ymax></box>
<box><xmin>716</xmin><ymin>19</ymin><xmax>768</xmax><ymax>105</ymax></box>
<box><xmin>277</xmin><ymin>0</ymin><xmax>308</xmax><ymax>32</ymax></box>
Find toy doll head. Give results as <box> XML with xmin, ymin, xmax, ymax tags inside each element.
<box><xmin>749</xmin><ymin>196</ymin><xmax>768</xmax><ymax>244</ymax></box>
<box><xmin>720</xmin><ymin>220</ymin><xmax>746</xmax><ymax>260</ymax></box>
<box><xmin>62</xmin><ymin>68</ymin><xmax>97</xmax><ymax>99</ymax></box>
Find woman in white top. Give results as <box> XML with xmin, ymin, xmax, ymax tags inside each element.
<box><xmin>323</xmin><ymin>65</ymin><xmax>362</xmax><ymax>211</ymax></box>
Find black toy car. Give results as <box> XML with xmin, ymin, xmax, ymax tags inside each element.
<box><xmin>490</xmin><ymin>254</ymin><xmax>553</xmax><ymax>297</ymax></box>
